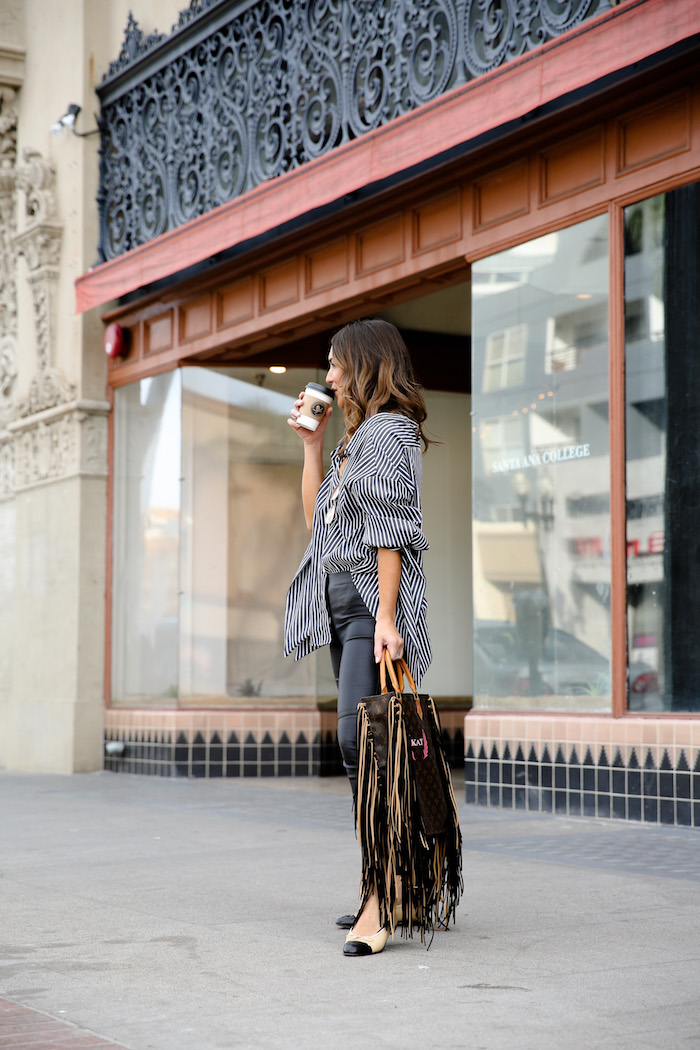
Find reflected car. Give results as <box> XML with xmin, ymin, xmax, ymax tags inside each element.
<box><xmin>473</xmin><ymin>620</ymin><xmax>610</xmax><ymax>698</ymax></box>
<box><xmin>627</xmin><ymin>664</ymin><xmax>663</xmax><ymax>711</ymax></box>
<box><xmin>474</xmin><ymin>620</ymin><xmax>660</xmax><ymax>702</ymax></box>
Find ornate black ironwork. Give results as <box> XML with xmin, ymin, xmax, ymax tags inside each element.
<box><xmin>97</xmin><ymin>0</ymin><xmax>612</xmax><ymax>262</ymax></box>
<box><xmin>104</xmin><ymin>12</ymin><xmax>168</xmax><ymax>80</ymax></box>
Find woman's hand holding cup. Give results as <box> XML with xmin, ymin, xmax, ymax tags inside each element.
<box><xmin>288</xmin><ymin>383</ymin><xmax>334</xmax><ymax>443</ymax></box>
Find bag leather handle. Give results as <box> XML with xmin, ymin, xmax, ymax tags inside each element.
<box><xmin>379</xmin><ymin>651</ymin><xmax>422</xmax><ymax>717</ymax></box>
<box><xmin>380</xmin><ymin>648</ymin><xmax>403</xmax><ymax>694</ymax></box>
<box><xmin>395</xmin><ymin>656</ymin><xmax>419</xmax><ymax>697</ymax></box>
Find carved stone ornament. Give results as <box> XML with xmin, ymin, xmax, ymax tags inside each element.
<box><xmin>0</xmin><ymin>430</ymin><xmax>13</xmax><ymax>501</ymax></box>
<box><xmin>8</xmin><ymin>400</ymin><xmax>110</xmax><ymax>492</ymax></box>
<box><xmin>0</xmin><ymin>87</ymin><xmax>18</xmax><ymax>417</ymax></box>
<box><xmin>0</xmin><ymin>110</ymin><xmax>100</xmax><ymax>498</ymax></box>
<box><xmin>14</xmin><ymin>147</ymin><xmax>64</xmax><ymax>381</ymax></box>
<box><xmin>11</xmin><ymin>415</ymin><xmax>76</xmax><ymax>491</ymax></box>
<box><xmin>14</xmin><ymin>218</ymin><xmax>61</xmax><ymax>270</ymax></box>
<box><xmin>0</xmin><ymin>85</ymin><xmax>18</xmax><ymax>171</ymax></box>
<box><xmin>15</xmin><ymin>147</ymin><xmax>58</xmax><ymax>223</ymax></box>
<box><xmin>0</xmin><ymin>336</ymin><xmax>18</xmax><ymax>422</ymax></box>
<box><xmin>18</xmin><ymin>368</ymin><xmax>76</xmax><ymax>420</ymax></box>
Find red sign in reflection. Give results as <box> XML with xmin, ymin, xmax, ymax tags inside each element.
<box><xmin>626</xmin><ymin>532</ymin><xmax>664</xmax><ymax>556</ymax></box>
<box><xmin>568</xmin><ymin>533</ymin><xmax>665</xmax><ymax>557</ymax></box>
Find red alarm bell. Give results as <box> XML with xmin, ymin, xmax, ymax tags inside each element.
<box><xmin>104</xmin><ymin>322</ymin><xmax>126</xmax><ymax>359</ymax></box>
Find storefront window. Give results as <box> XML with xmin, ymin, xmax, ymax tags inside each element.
<box><xmin>178</xmin><ymin>366</ymin><xmax>339</xmax><ymax>704</ymax></box>
<box><xmin>471</xmin><ymin>216</ymin><xmax>611</xmax><ymax>710</ymax></box>
<box><xmin>112</xmin><ymin>371</ymin><xmax>182</xmax><ymax>702</ymax></box>
<box><xmin>624</xmin><ymin>181</ymin><xmax>700</xmax><ymax>712</ymax></box>
<box><xmin>112</xmin><ymin>366</ymin><xmax>340</xmax><ymax>705</ymax></box>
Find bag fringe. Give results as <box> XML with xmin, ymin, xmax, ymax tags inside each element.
<box><xmin>356</xmin><ymin>695</ymin><xmax>463</xmax><ymax>946</ymax></box>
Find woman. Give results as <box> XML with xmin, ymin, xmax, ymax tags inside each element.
<box><xmin>284</xmin><ymin>318</ymin><xmax>431</xmax><ymax>957</ymax></box>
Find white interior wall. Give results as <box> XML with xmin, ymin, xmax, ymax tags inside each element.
<box><xmin>421</xmin><ymin>391</ymin><xmax>472</xmax><ymax>697</ymax></box>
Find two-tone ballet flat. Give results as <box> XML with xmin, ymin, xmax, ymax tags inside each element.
<box><xmin>336</xmin><ymin>913</ymin><xmax>356</xmax><ymax>929</ymax></box>
<box><xmin>343</xmin><ymin>926</ymin><xmax>389</xmax><ymax>956</ymax></box>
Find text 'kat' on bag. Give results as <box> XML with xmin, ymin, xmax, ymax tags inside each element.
<box><xmin>355</xmin><ymin>651</ymin><xmax>463</xmax><ymax>942</ymax></box>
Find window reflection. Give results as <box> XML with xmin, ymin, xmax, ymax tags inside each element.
<box><xmin>472</xmin><ymin>217</ymin><xmax>611</xmax><ymax>710</ymax></box>
<box><xmin>112</xmin><ymin>370</ymin><xmax>182</xmax><ymax>703</ymax></box>
<box><xmin>179</xmin><ymin>367</ymin><xmax>337</xmax><ymax>703</ymax></box>
<box><xmin>111</xmin><ymin>366</ymin><xmax>342</xmax><ymax>706</ymax></box>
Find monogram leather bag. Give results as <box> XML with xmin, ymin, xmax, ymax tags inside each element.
<box><xmin>355</xmin><ymin>651</ymin><xmax>463</xmax><ymax>941</ymax></box>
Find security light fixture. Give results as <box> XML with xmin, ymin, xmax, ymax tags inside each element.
<box><xmin>51</xmin><ymin>103</ymin><xmax>99</xmax><ymax>138</ymax></box>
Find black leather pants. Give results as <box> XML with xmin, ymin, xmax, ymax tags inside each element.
<box><xmin>327</xmin><ymin>571</ymin><xmax>380</xmax><ymax>800</ymax></box>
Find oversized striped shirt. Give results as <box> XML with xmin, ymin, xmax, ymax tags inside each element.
<box><xmin>284</xmin><ymin>412</ymin><xmax>431</xmax><ymax>684</ymax></box>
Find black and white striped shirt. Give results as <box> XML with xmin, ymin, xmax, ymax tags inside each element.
<box><xmin>284</xmin><ymin>412</ymin><xmax>431</xmax><ymax>684</ymax></box>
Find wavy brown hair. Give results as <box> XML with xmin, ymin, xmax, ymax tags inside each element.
<box><xmin>330</xmin><ymin>318</ymin><xmax>432</xmax><ymax>450</ymax></box>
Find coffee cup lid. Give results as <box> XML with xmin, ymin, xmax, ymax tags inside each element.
<box><xmin>305</xmin><ymin>382</ymin><xmax>334</xmax><ymax>399</ymax></box>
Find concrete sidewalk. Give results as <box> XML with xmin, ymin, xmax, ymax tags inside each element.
<box><xmin>1</xmin><ymin>771</ymin><xmax>699</xmax><ymax>1050</ymax></box>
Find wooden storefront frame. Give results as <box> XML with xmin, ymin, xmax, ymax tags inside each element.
<box><xmin>100</xmin><ymin>34</ymin><xmax>700</xmax><ymax>714</ymax></box>
<box><xmin>100</xmin><ymin>66</ymin><xmax>700</xmax><ymax>387</ymax></box>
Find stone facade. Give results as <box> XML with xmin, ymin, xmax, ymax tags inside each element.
<box><xmin>0</xmin><ymin>0</ymin><xmax>185</xmax><ymax>772</ymax></box>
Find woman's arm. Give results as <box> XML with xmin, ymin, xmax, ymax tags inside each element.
<box><xmin>288</xmin><ymin>394</ymin><xmax>333</xmax><ymax>530</ymax></box>
<box><xmin>300</xmin><ymin>441</ymin><xmax>325</xmax><ymax>530</ymax></box>
<box><xmin>374</xmin><ymin>547</ymin><xmax>404</xmax><ymax>662</ymax></box>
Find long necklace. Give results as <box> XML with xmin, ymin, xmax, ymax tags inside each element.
<box><xmin>325</xmin><ymin>452</ymin><xmax>347</xmax><ymax>525</ymax></box>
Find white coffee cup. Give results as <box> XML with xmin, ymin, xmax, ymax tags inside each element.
<box><xmin>298</xmin><ymin>382</ymin><xmax>335</xmax><ymax>430</ymax></box>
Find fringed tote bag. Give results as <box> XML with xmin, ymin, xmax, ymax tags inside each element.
<box><xmin>355</xmin><ymin>651</ymin><xmax>463</xmax><ymax>943</ymax></box>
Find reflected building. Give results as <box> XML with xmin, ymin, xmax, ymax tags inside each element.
<box><xmin>472</xmin><ymin>217</ymin><xmax>613</xmax><ymax>710</ymax></box>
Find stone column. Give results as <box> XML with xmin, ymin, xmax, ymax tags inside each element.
<box><xmin>0</xmin><ymin>113</ymin><xmax>110</xmax><ymax>771</ymax></box>
<box><xmin>0</xmin><ymin>85</ymin><xmax>18</xmax><ymax>724</ymax></box>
